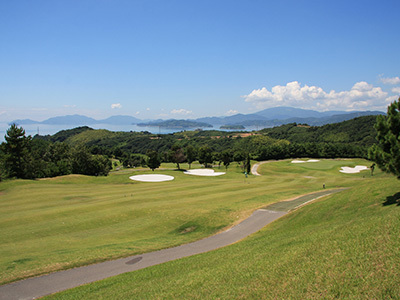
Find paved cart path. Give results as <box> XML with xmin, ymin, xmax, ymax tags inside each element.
<box><xmin>0</xmin><ymin>177</ymin><xmax>346</xmax><ymax>299</ymax></box>
<box><xmin>1</xmin><ymin>209</ymin><xmax>287</xmax><ymax>300</ymax></box>
<box><xmin>251</xmin><ymin>161</ymin><xmax>269</xmax><ymax>176</ymax></box>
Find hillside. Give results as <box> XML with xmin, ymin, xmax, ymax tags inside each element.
<box><xmin>197</xmin><ymin>108</ymin><xmax>383</xmax><ymax>127</ymax></box>
<box><xmin>41</xmin><ymin>161</ymin><xmax>400</xmax><ymax>299</ymax></box>
<box><xmin>260</xmin><ymin>115</ymin><xmax>377</xmax><ymax>146</ymax></box>
<box><xmin>35</xmin><ymin>115</ymin><xmax>378</xmax><ymax>158</ymax></box>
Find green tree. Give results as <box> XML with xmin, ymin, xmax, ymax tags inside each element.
<box><xmin>185</xmin><ymin>145</ymin><xmax>197</xmax><ymax>169</ymax></box>
<box><xmin>90</xmin><ymin>155</ymin><xmax>112</xmax><ymax>176</ymax></box>
<box><xmin>198</xmin><ymin>146</ymin><xmax>213</xmax><ymax>168</ymax></box>
<box><xmin>71</xmin><ymin>146</ymin><xmax>111</xmax><ymax>176</ymax></box>
<box><xmin>2</xmin><ymin>124</ymin><xmax>33</xmax><ymax>178</ymax></box>
<box><xmin>212</xmin><ymin>151</ymin><xmax>221</xmax><ymax>168</ymax></box>
<box><xmin>122</xmin><ymin>153</ymin><xmax>146</xmax><ymax>168</ymax></box>
<box><xmin>0</xmin><ymin>145</ymin><xmax>5</xmax><ymax>181</ymax></box>
<box><xmin>42</xmin><ymin>142</ymin><xmax>72</xmax><ymax>177</ymax></box>
<box><xmin>368</xmin><ymin>99</ymin><xmax>400</xmax><ymax>178</ymax></box>
<box><xmin>233</xmin><ymin>150</ymin><xmax>246</xmax><ymax>170</ymax></box>
<box><xmin>168</xmin><ymin>145</ymin><xmax>186</xmax><ymax>170</ymax></box>
<box><xmin>146</xmin><ymin>150</ymin><xmax>161</xmax><ymax>171</ymax></box>
<box><xmin>71</xmin><ymin>147</ymin><xmax>92</xmax><ymax>175</ymax></box>
<box><xmin>233</xmin><ymin>150</ymin><xmax>245</xmax><ymax>164</ymax></box>
<box><xmin>244</xmin><ymin>153</ymin><xmax>251</xmax><ymax>174</ymax></box>
<box><xmin>221</xmin><ymin>150</ymin><xmax>233</xmax><ymax>170</ymax></box>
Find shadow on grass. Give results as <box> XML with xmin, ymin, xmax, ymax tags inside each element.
<box><xmin>383</xmin><ymin>192</ymin><xmax>400</xmax><ymax>206</ymax></box>
<box><xmin>172</xmin><ymin>168</ymin><xmax>188</xmax><ymax>172</ymax></box>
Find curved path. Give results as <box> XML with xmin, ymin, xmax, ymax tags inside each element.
<box><xmin>0</xmin><ymin>185</ymin><xmax>346</xmax><ymax>299</ymax></box>
<box><xmin>251</xmin><ymin>160</ymin><xmax>281</xmax><ymax>176</ymax></box>
<box><xmin>251</xmin><ymin>161</ymin><xmax>268</xmax><ymax>175</ymax></box>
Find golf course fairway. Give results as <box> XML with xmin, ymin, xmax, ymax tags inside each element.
<box><xmin>1</xmin><ymin>159</ymin><xmax>399</xmax><ymax>299</ymax></box>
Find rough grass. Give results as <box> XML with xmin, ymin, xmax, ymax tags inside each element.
<box><xmin>44</xmin><ymin>165</ymin><xmax>400</xmax><ymax>299</ymax></box>
<box><xmin>0</xmin><ymin>159</ymin><xmax>383</xmax><ymax>286</ymax></box>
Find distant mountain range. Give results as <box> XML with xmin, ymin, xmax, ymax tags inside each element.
<box><xmin>197</xmin><ymin>107</ymin><xmax>384</xmax><ymax>127</ymax></box>
<box><xmin>137</xmin><ymin>119</ymin><xmax>213</xmax><ymax>129</ymax></box>
<box><xmin>11</xmin><ymin>107</ymin><xmax>384</xmax><ymax>129</ymax></box>
<box><xmin>11</xmin><ymin>115</ymin><xmax>142</xmax><ymax>126</ymax></box>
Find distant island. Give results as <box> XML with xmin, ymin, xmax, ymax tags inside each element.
<box><xmin>9</xmin><ymin>107</ymin><xmax>385</xmax><ymax>129</ymax></box>
<box><xmin>137</xmin><ymin>119</ymin><xmax>213</xmax><ymax>129</ymax></box>
<box><xmin>220</xmin><ymin>125</ymin><xmax>245</xmax><ymax>129</ymax></box>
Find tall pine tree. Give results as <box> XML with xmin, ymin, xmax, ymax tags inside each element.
<box><xmin>368</xmin><ymin>98</ymin><xmax>400</xmax><ymax>178</ymax></box>
<box><xmin>3</xmin><ymin>124</ymin><xmax>33</xmax><ymax>178</ymax></box>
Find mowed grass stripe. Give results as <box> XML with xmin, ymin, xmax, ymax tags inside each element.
<box><xmin>0</xmin><ymin>159</ymin><xmax>373</xmax><ymax>284</ymax></box>
<box><xmin>43</xmin><ymin>175</ymin><xmax>400</xmax><ymax>299</ymax></box>
<box><xmin>2</xmin><ymin>175</ymin><xmax>273</xmax><ymax>223</ymax></box>
<box><xmin>2</xmin><ymin>169</ymin><xmax>268</xmax><ymax>283</ymax></box>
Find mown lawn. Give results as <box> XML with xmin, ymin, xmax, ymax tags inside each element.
<box><xmin>0</xmin><ymin>159</ymin><xmax>385</xmax><ymax>286</ymax></box>
<box><xmin>43</xmin><ymin>161</ymin><xmax>400</xmax><ymax>299</ymax></box>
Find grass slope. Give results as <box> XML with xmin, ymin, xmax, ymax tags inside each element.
<box><xmin>1</xmin><ymin>159</ymin><xmax>396</xmax><ymax>292</ymax></box>
<box><xmin>44</xmin><ymin>166</ymin><xmax>400</xmax><ymax>299</ymax></box>
<box><xmin>0</xmin><ymin>161</ymin><xmax>325</xmax><ymax>284</ymax></box>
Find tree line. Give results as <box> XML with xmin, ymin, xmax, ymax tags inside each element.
<box><xmin>2</xmin><ymin>112</ymin><xmax>395</xmax><ymax>180</ymax></box>
<box><xmin>0</xmin><ymin>124</ymin><xmax>112</xmax><ymax>180</ymax></box>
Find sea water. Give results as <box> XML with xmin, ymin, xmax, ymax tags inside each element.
<box><xmin>0</xmin><ymin>123</ymin><xmax>266</xmax><ymax>142</ymax></box>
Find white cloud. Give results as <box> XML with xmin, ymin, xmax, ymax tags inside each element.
<box><xmin>63</xmin><ymin>104</ymin><xmax>76</xmax><ymax>108</ymax></box>
<box><xmin>392</xmin><ymin>87</ymin><xmax>400</xmax><ymax>94</ymax></box>
<box><xmin>379</xmin><ymin>76</ymin><xmax>400</xmax><ymax>85</ymax></box>
<box><xmin>386</xmin><ymin>95</ymin><xmax>399</xmax><ymax>103</ymax></box>
<box><xmin>171</xmin><ymin>108</ymin><xmax>193</xmax><ymax>115</ymax></box>
<box><xmin>226</xmin><ymin>109</ymin><xmax>238</xmax><ymax>116</ymax></box>
<box><xmin>243</xmin><ymin>81</ymin><xmax>389</xmax><ymax>111</ymax></box>
<box><xmin>111</xmin><ymin>103</ymin><xmax>122</xmax><ymax>109</ymax></box>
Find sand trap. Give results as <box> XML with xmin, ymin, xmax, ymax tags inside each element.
<box><xmin>291</xmin><ymin>159</ymin><xmax>320</xmax><ymax>163</ymax></box>
<box><xmin>339</xmin><ymin>166</ymin><xmax>369</xmax><ymax>174</ymax></box>
<box><xmin>129</xmin><ymin>174</ymin><xmax>175</xmax><ymax>182</ymax></box>
<box><xmin>184</xmin><ymin>169</ymin><xmax>226</xmax><ymax>176</ymax></box>
<box><xmin>291</xmin><ymin>160</ymin><xmax>306</xmax><ymax>163</ymax></box>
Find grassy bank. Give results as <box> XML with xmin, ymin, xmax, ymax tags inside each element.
<box><xmin>0</xmin><ymin>159</ymin><xmax>383</xmax><ymax>285</ymax></box>
<box><xmin>45</xmin><ymin>164</ymin><xmax>400</xmax><ymax>299</ymax></box>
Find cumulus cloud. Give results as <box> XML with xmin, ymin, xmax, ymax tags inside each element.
<box><xmin>111</xmin><ymin>103</ymin><xmax>122</xmax><ymax>109</ymax></box>
<box><xmin>243</xmin><ymin>81</ymin><xmax>389</xmax><ymax>111</ymax></box>
<box><xmin>171</xmin><ymin>108</ymin><xmax>193</xmax><ymax>115</ymax></box>
<box><xmin>379</xmin><ymin>76</ymin><xmax>400</xmax><ymax>85</ymax></box>
<box><xmin>392</xmin><ymin>87</ymin><xmax>400</xmax><ymax>94</ymax></box>
<box><xmin>226</xmin><ymin>109</ymin><xmax>239</xmax><ymax>116</ymax></box>
<box><xmin>386</xmin><ymin>95</ymin><xmax>399</xmax><ymax>103</ymax></box>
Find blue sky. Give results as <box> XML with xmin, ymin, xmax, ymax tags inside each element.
<box><xmin>1</xmin><ymin>0</ymin><xmax>399</xmax><ymax>121</ymax></box>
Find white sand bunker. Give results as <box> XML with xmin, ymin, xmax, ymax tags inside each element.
<box><xmin>184</xmin><ymin>169</ymin><xmax>226</xmax><ymax>176</ymax></box>
<box><xmin>291</xmin><ymin>159</ymin><xmax>320</xmax><ymax>163</ymax></box>
<box><xmin>129</xmin><ymin>174</ymin><xmax>175</xmax><ymax>182</ymax></box>
<box><xmin>339</xmin><ymin>166</ymin><xmax>369</xmax><ymax>174</ymax></box>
